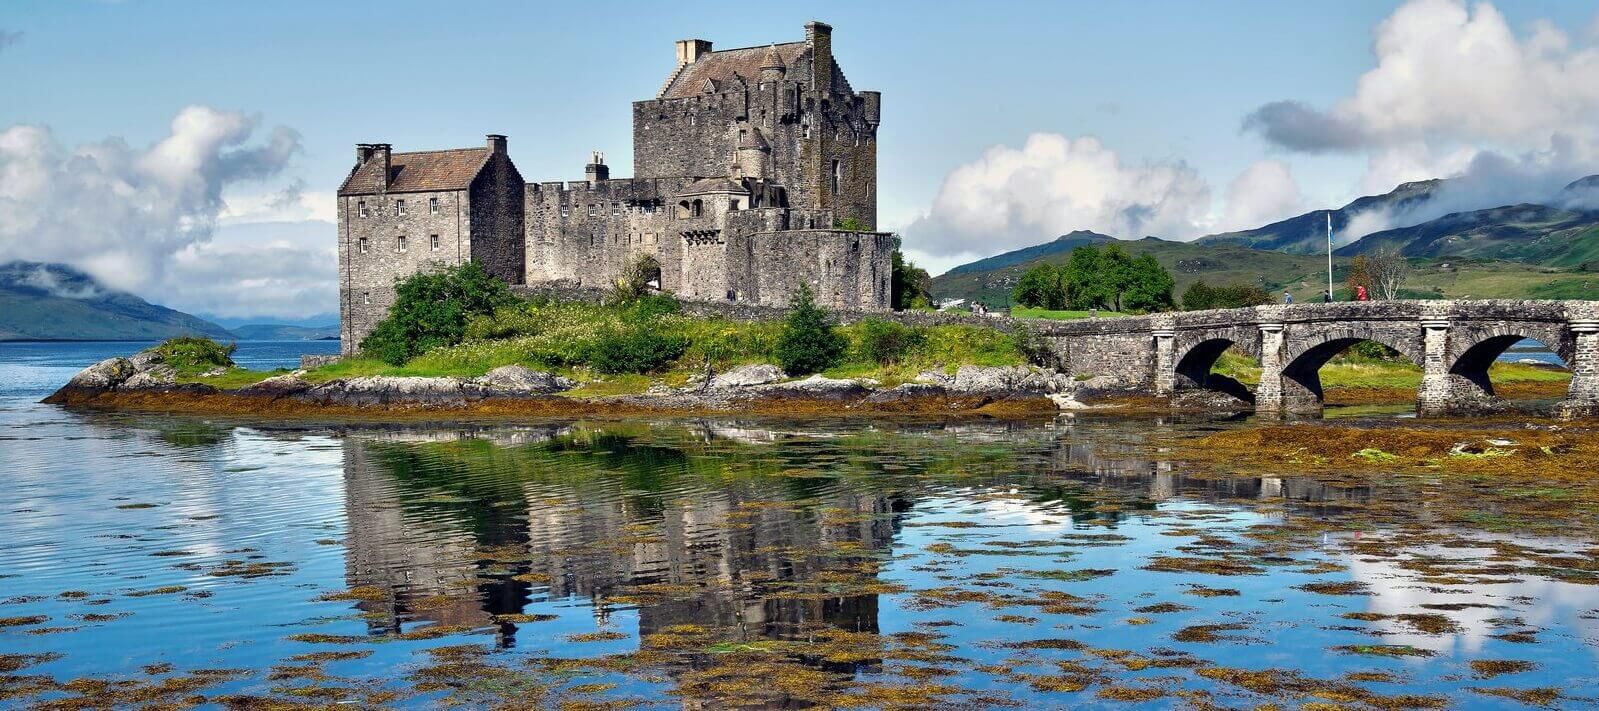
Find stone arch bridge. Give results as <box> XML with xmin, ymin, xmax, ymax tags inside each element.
<box><xmin>1027</xmin><ymin>300</ymin><xmax>1599</xmax><ymax>417</ymax></box>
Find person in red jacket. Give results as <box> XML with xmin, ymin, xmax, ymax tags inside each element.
<box><xmin>1356</xmin><ymin>285</ymin><xmax>1369</xmax><ymax>301</ymax></box>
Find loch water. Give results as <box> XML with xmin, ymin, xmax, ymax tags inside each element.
<box><xmin>1</xmin><ymin>342</ymin><xmax>1595</xmax><ymax>708</ymax></box>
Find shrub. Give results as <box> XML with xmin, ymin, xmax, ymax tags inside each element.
<box><xmin>626</xmin><ymin>293</ymin><xmax>681</xmax><ymax>320</ymax></box>
<box><xmin>1182</xmin><ymin>281</ymin><xmax>1273</xmax><ymax>311</ymax></box>
<box><xmin>775</xmin><ymin>285</ymin><xmax>847</xmax><ymax>375</ymax></box>
<box><xmin>580</xmin><ymin>325</ymin><xmax>689</xmax><ymax>374</ymax></box>
<box><xmin>855</xmin><ymin>319</ymin><xmax>924</xmax><ymax>365</ymax></box>
<box><xmin>156</xmin><ymin>337</ymin><xmax>236</xmax><ymax>372</ymax></box>
<box><xmin>1012</xmin><ymin>324</ymin><xmax>1059</xmax><ymax>369</ymax></box>
<box><xmin>609</xmin><ymin>254</ymin><xmax>664</xmax><ymax>304</ymax></box>
<box><xmin>361</xmin><ymin>262</ymin><xmax>515</xmax><ymax>365</ymax></box>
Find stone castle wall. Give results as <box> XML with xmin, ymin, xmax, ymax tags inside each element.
<box><xmin>339</xmin><ymin>189</ymin><xmax>476</xmax><ymax>353</ymax></box>
<box><xmin>468</xmin><ymin>151</ymin><xmax>527</xmax><ymax>286</ymax></box>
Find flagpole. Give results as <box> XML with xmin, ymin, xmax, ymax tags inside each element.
<box><xmin>1326</xmin><ymin>212</ymin><xmax>1334</xmax><ymax>301</ymax></box>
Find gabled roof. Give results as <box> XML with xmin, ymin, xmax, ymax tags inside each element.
<box><xmin>338</xmin><ymin>148</ymin><xmax>490</xmax><ymax>196</ymax></box>
<box><xmin>659</xmin><ymin>41</ymin><xmax>807</xmax><ymax>99</ymax></box>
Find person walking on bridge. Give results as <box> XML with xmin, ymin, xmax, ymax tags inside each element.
<box><xmin>1283</xmin><ymin>290</ymin><xmax>1293</xmax><ymax>305</ymax></box>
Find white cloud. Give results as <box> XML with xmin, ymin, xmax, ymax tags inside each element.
<box><xmin>901</xmin><ymin>133</ymin><xmax>1214</xmax><ymax>257</ymax></box>
<box><xmin>0</xmin><ymin>106</ymin><xmax>340</xmax><ymax>319</ymax></box>
<box><xmin>1220</xmin><ymin>160</ymin><xmax>1307</xmax><ymax>232</ymax></box>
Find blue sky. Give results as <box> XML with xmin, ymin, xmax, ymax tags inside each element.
<box><xmin>3</xmin><ymin>0</ymin><xmax>1598</xmax><ymax>320</ymax></box>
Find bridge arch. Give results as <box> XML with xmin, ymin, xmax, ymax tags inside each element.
<box><xmin>1173</xmin><ymin>327</ymin><xmax>1261</xmax><ymax>404</ymax></box>
<box><xmin>1446</xmin><ymin>322</ymin><xmax>1573</xmax><ymax>401</ymax></box>
<box><xmin>1274</xmin><ymin>326</ymin><xmax>1425</xmax><ymax>410</ymax></box>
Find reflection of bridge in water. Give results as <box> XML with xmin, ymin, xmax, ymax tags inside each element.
<box><xmin>1029</xmin><ymin>300</ymin><xmax>1598</xmax><ymax>416</ymax></box>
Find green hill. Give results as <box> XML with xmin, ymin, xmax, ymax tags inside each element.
<box><xmin>1337</xmin><ymin>204</ymin><xmax>1599</xmax><ymax>268</ymax></box>
<box><xmin>0</xmin><ymin>261</ymin><xmax>235</xmax><ymax>341</ymax></box>
<box><xmin>1196</xmin><ymin>179</ymin><xmax>1441</xmax><ymax>254</ymax></box>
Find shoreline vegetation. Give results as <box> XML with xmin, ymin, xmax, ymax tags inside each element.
<box><xmin>43</xmin><ymin>263</ymin><xmax>1573</xmax><ymax>419</ymax></box>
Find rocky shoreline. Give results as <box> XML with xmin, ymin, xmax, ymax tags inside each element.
<box><xmin>43</xmin><ymin>348</ymin><xmax>1147</xmax><ymax>419</ymax></box>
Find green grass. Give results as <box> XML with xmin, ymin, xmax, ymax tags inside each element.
<box><xmin>1010</xmin><ymin>307</ymin><xmax>1127</xmax><ymax>320</ymax></box>
<box><xmin>179</xmin><ymin>368</ymin><xmax>284</xmax><ymax>390</ymax></box>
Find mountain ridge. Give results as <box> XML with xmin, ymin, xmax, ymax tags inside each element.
<box><xmin>0</xmin><ymin>261</ymin><xmax>237</xmax><ymax>342</ymax></box>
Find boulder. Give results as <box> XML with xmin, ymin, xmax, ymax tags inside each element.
<box><xmin>307</xmin><ymin>376</ymin><xmax>471</xmax><ymax>407</ymax></box>
<box><xmin>121</xmin><ymin>364</ymin><xmax>177</xmax><ymax>390</ymax></box>
<box><xmin>711</xmin><ymin>364</ymin><xmax>786</xmax><ymax>389</ymax></box>
<box><xmin>751</xmin><ymin>374</ymin><xmax>870</xmax><ymax>401</ymax></box>
<box><xmin>949</xmin><ymin>365</ymin><xmax>1073</xmax><ymax>396</ymax></box>
<box><xmin>864</xmin><ymin>382</ymin><xmax>947</xmax><ymax>404</ymax></box>
<box><xmin>237</xmin><ymin>372</ymin><xmax>313</xmax><ymax>398</ymax></box>
<box><xmin>474</xmin><ymin>365</ymin><xmax>575</xmax><ymax>395</ymax></box>
<box><xmin>127</xmin><ymin>350</ymin><xmax>165</xmax><ymax>371</ymax></box>
<box><xmin>63</xmin><ymin>357</ymin><xmax>136</xmax><ymax>391</ymax></box>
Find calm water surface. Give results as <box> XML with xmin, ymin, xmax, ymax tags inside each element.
<box><xmin>0</xmin><ymin>342</ymin><xmax>1595</xmax><ymax>708</ymax></box>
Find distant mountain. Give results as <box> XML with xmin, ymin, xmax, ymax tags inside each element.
<box><xmin>230</xmin><ymin>324</ymin><xmax>340</xmax><ymax>341</ymax></box>
<box><xmin>1196</xmin><ymin>179</ymin><xmax>1442</xmax><ymax>254</ymax></box>
<box><xmin>0</xmin><ymin>261</ymin><xmax>234</xmax><ymax>342</ymax></box>
<box><xmin>1337</xmin><ymin>204</ymin><xmax>1599</xmax><ymax>268</ymax></box>
<box><xmin>942</xmin><ymin>230</ymin><xmax>1118</xmax><ymax>276</ymax></box>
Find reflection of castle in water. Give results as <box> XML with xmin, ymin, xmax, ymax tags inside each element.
<box><xmin>338</xmin><ymin>418</ymin><xmax>1377</xmax><ymax>646</ymax></box>
<box><xmin>340</xmin><ymin>425</ymin><xmax>901</xmax><ymax>646</ymax></box>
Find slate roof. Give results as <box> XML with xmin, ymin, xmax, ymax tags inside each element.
<box><xmin>659</xmin><ymin>42</ymin><xmax>807</xmax><ymax>99</ymax></box>
<box><xmin>677</xmin><ymin>177</ymin><xmax>750</xmax><ymax>196</ymax></box>
<box><xmin>338</xmin><ymin>148</ymin><xmax>490</xmax><ymax>196</ymax></box>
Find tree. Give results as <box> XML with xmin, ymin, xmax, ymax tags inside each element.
<box><xmin>1011</xmin><ymin>263</ymin><xmax>1066</xmax><ymax>310</ymax></box>
<box><xmin>891</xmin><ymin>248</ymin><xmax>932</xmax><ymax>310</ymax></box>
<box><xmin>775</xmin><ymin>284</ymin><xmax>847</xmax><ymax>375</ymax></box>
<box><xmin>1345</xmin><ymin>255</ymin><xmax>1373</xmax><ymax>298</ymax></box>
<box><xmin>360</xmin><ymin>262</ymin><xmax>515</xmax><ymax>365</ymax></box>
<box><xmin>1062</xmin><ymin>246</ymin><xmax>1110</xmax><ymax>310</ymax></box>
<box><xmin>1182</xmin><ymin>281</ymin><xmax>1272</xmax><ymax>311</ymax></box>
<box><xmin>609</xmin><ymin>254</ymin><xmax>662</xmax><ymax>304</ymax></box>
<box><xmin>1368</xmin><ymin>248</ymin><xmax>1411</xmax><ymax>300</ymax></box>
<box><xmin>1120</xmin><ymin>253</ymin><xmax>1175</xmax><ymax>312</ymax></box>
<box><xmin>1098</xmin><ymin>245</ymin><xmax>1135</xmax><ymax>312</ymax></box>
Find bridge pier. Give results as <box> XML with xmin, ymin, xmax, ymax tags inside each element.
<box><xmin>1255</xmin><ymin>322</ymin><xmax>1288</xmax><ymax>413</ymax></box>
<box><xmin>1416</xmin><ymin>318</ymin><xmax>1460</xmax><ymax>417</ymax></box>
<box><xmin>1152</xmin><ymin>328</ymin><xmax>1176</xmax><ymax>396</ymax></box>
<box><xmin>1559</xmin><ymin>320</ymin><xmax>1599</xmax><ymax>419</ymax></box>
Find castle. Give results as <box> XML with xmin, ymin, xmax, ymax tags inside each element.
<box><xmin>336</xmin><ymin>21</ymin><xmax>890</xmax><ymax>353</ymax></box>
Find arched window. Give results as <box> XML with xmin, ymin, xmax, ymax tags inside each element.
<box><xmin>691</xmin><ymin>200</ymin><xmax>704</xmax><ymax>218</ymax></box>
<box><xmin>677</xmin><ymin>200</ymin><xmax>691</xmax><ymax>219</ymax></box>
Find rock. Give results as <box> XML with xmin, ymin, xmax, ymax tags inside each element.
<box><xmin>237</xmin><ymin>372</ymin><xmax>313</xmax><ymax>398</ymax></box>
<box><xmin>307</xmin><ymin>376</ymin><xmax>472</xmax><ymax>407</ymax></box>
<box><xmin>121</xmin><ymin>365</ymin><xmax>177</xmax><ymax>390</ymax></box>
<box><xmin>752</xmin><ymin>374</ymin><xmax>869</xmax><ymax>401</ymax></box>
<box><xmin>864</xmin><ymin>382</ymin><xmax>947</xmax><ymax>404</ymax></box>
<box><xmin>949</xmin><ymin>365</ymin><xmax>1073</xmax><ymax>396</ymax></box>
<box><xmin>127</xmin><ymin>350</ymin><xmax>165</xmax><ymax>371</ymax></box>
<box><xmin>63</xmin><ymin>357</ymin><xmax>136</xmax><ymax>391</ymax></box>
<box><xmin>913</xmin><ymin>370</ymin><xmax>954</xmax><ymax>386</ymax></box>
<box><xmin>474</xmin><ymin>365</ymin><xmax>575</xmax><ymax>395</ymax></box>
<box><xmin>711</xmin><ymin>364</ymin><xmax>786</xmax><ymax>388</ymax></box>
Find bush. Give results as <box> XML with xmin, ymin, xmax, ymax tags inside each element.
<box><xmin>361</xmin><ymin>262</ymin><xmax>515</xmax><ymax>365</ymax></box>
<box><xmin>1012</xmin><ymin>324</ymin><xmax>1059</xmax><ymax>369</ymax></box>
<box><xmin>775</xmin><ymin>285</ymin><xmax>847</xmax><ymax>375</ymax></box>
<box><xmin>1182</xmin><ymin>281</ymin><xmax>1273</xmax><ymax>311</ymax></box>
<box><xmin>855</xmin><ymin>319</ymin><xmax>925</xmax><ymax>365</ymax></box>
<box><xmin>609</xmin><ymin>254</ymin><xmax>664</xmax><ymax>304</ymax></box>
<box><xmin>580</xmin><ymin>325</ymin><xmax>689</xmax><ymax>374</ymax></box>
<box><xmin>156</xmin><ymin>337</ymin><xmax>236</xmax><ymax>372</ymax></box>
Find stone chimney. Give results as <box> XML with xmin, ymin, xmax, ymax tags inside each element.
<box><xmin>356</xmin><ymin>143</ymin><xmax>374</xmax><ymax>164</ymax></box>
<box><xmin>805</xmin><ymin>21</ymin><xmax>832</xmax><ymax>96</ymax></box>
<box><xmin>486</xmin><ymin>134</ymin><xmax>507</xmax><ymax>156</ymax></box>
<box><xmin>675</xmin><ymin>38</ymin><xmax>713</xmax><ymax>65</ymax></box>
<box><xmin>585</xmin><ymin>151</ymin><xmax>609</xmax><ymax>185</ymax></box>
<box><xmin>371</xmin><ymin>144</ymin><xmax>392</xmax><ymax>191</ymax></box>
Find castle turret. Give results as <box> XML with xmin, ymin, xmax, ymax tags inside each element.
<box><xmin>759</xmin><ymin>44</ymin><xmax>786</xmax><ymax>83</ymax></box>
<box><xmin>736</xmin><ymin>128</ymin><xmax>771</xmax><ymax>180</ymax></box>
<box><xmin>585</xmin><ymin>151</ymin><xmax>609</xmax><ymax>185</ymax></box>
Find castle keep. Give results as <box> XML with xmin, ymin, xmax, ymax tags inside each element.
<box><xmin>337</xmin><ymin>21</ymin><xmax>890</xmax><ymax>353</ymax></box>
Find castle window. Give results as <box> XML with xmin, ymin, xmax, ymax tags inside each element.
<box><xmin>560</xmin><ymin>204</ymin><xmax>569</xmax><ymax>218</ymax></box>
<box><xmin>357</xmin><ymin>237</ymin><xmax>368</xmax><ymax>254</ymax></box>
<box><xmin>430</xmin><ymin>234</ymin><xmax>440</xmax><ymax>252</ymax></box>
<box><xmin>802</xmin><ymin>123</ymin><xmax>811</xmax><ymax>139</ymax></box>
<box><xmin>396</xmin><ymin>235</ymin><xmax>407</xmax><ymax>253</ymax></box>
<box><xmin>832</xmin><ymin>160</ymin><xmax>841</xmax><ymax>194</ymax></box>
<box><xmin>395</xmin><ymin>199</ymin><xmax>407</xmax><ymax>217</ymax></box>
<box><xmin>588</xmin><ymin>204</ymin><xmax>596</xmax><ymax>217</ymax></box>
<box><xmin>358</xmin><ymin>201</ymin><xmax>368</xmax><ymax>218</ymax></box>
<box><xmin>612</xmin><ymin>202</ymin><xmax>620</xmax><ymax>216</ymax></box>
<box><xmin>361</xmin><ymin>291</ymin><xmax>371</xmax><ymax>305</ymax></box>
<box><xmin>429</xmin><ymin>197</ymin><xmax>439</xmax><ymax>214</ymax></box>
<box><xmin>688</xmin><ymin>114</ymin><xmax>697</xmax><ymax>127</ymax></box>
<box><xmin>691</xmin><ymin>200</ymin><xmax>703</xmax><ymax>218</ymax></box>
